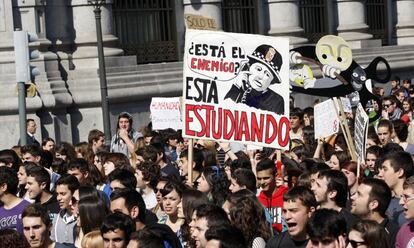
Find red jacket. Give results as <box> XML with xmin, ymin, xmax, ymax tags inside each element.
<box><xmin>257</xmin><ymin>185</ymin><xmax>288</xmax><ymax>232</ymax></box>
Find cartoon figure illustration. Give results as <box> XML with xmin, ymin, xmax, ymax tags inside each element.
<box><xmin>288</xmin><ymin>35</ymin><xmax>391</xmax><ymax>122</ymax></box>
<box><xmin>225</xmin><ymin>44</ymin><xmax>285</xmax><ymax>115</ymax></box>
<box><xmin>290</xmin><ymin>64</ymin><xmax>316</xmax><ymax>89</ymax></box>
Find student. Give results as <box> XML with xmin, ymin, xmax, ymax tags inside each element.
<box><xmin>378</xmin><ymin>151</ymin><xmax>413</xmax><ymax>226</ymax></box>
<box><xmin>110</xmin><ymin>112</ymin><xmax>142</xmax><ymax>158</ymax></box>
<box><xmin>51</xmin><ymin>175</ymin><xmax>80</xmax><ymax>247</ymax></box>
<box><xmin>0</xmin><ymin>167</ymin><xmax>31</xmax><ymax>233</ymax></box>
<box><xmin>135</xmin><ymin>162</ymin><xmax>160</xmax><ymax>210</ymax></box>
<box><xmin>266</xmin><ymin>186</ymin><xmax>317</xmax><ymax>248</ymax></box>
<box><xmin>25</xmin><ymin>166</ymin><xmax>60</xmax><ymax>217</ymax></box>
<box><xmin>311</xmin><ymin>169</ymin><xmax>358</xmax><ymax>231</ymax></box>
<box><xmin>376</xmin><ymin>119</ymin><xmax>394</xmax><ymax>147</ymax></box>
<box><xmin>396</xmin><ymin>176</ymin><xmax>414</xmax><ymax>247</ymax></box>
<box><xmin>205</xmin><ymin>224</ymin><xmax>247</xmax><ymax>248</ymax></box>
<box><xmin>256</xmin><ymin>158</ymin><xmax>288</xmax><ymax>233</ymax></box>
<box><xmin>100</xmin><ymin>212</ymin><xmax>136</xmax><ymax>248</ymax></box>
<box><xmin>67</xmin><ymin>158</ymin><xmax>91</xmax><ymax>186</ymax></box>
<box><xmin>108</xmin><ymin>168</ymin><xmax>137</xmax><ymax>192</ymax></box>
<box><xmin>22</xmin><ymin>203</ymin><xmax>55</xmax><ymax>248</ymax></box>
<box><xmin>191</xmin><ymin>204</ymin><xmax>231</xmax><ymax>248</ymax></box>
<box><xmin>306</xmin><ymin>209</ymin><xmax>347</xmax><ymax>248</ymax></box>
<box><xmin>348</xmin><ymin>220</ymin><xmax>390</xmax><ymax>248</ymax></box>
<box><xmin>229</xmin><ymin>168</ymin><xmax>257</xmax><ymax>194</ymax></box>
<box><xmin>350</xmin><ymin>178</ymin><xmax>399</xmax><ymax>246</ymax></box>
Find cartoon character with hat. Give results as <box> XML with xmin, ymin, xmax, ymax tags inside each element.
<box><xmin>225</xmin><ymin>44</ymin><xmax>285</xmax><ymax>115</ymax></box>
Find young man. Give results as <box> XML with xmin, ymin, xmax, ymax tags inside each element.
<box><xmin>22</xmin><ymin>203</ymin><xmax>55</xmax><ymax>248</ymax></box>
<box><xmin>101</xmin><ymin>212</ymin><xmax>136</xmax><ymax>248</ymax></box>
<box><xmin>205</xmin><ymin>224</ymin><xmax>247</xmax><ymax>248</ymax></box>
<box><xmin>390</xmin><ymin>76</ymin><xmax>401</xmax><ymax>95</ymax></box>
<box><xmin>110</xmin><ymin>112</ymin><xmax>142</xmax><ymax>157</ymax></box>
<box><xmin>25</xmin><ymin>166</ymin><xmax>60</xmax><ymax>217</ymax></box>
<box><xmin>108</xmin><ymin>168</ymin><xmax>137</xmax><ymax>192</ymax></box>
<box><xmin>382</xmin><ymin>95</ymin><xmax>402</xmax><ymax>121</ymax></box>
<box><xmin>396</xmin><ymin>176</ymin><xmax>414</xmax><ymax>247</ymax></box>
<box><xmin>21</xmin><ymin>145</ymin><xmax>42</xmax><ymax>164</ymax></box>
<box><xmin>350</xmin><ymin>178</ymin><xmax>399</xmax><ymax>246</ymax></box>
<box><xmin>306</xmin><ymin>209</ymin><xmax>347</xmax><ymax>248</ymax></box>
<box><xmin>377</xmin><ymin>119</ymin><xmax>394</xmax><ymax>147</ymax></box>
<box><xmin>0</xmin><ymin>167</ymin><xmax>31</xmax><ymax>233</ymax></box>
<box><xmin>311</xmin><ymin>169</ymin><xmax>358</xmax><ymax>230</ymax></box>
<box><xmin>67</xmin><ymin>158</ymin><xmax>91</xmax><ymax>185</ymax></box>
<box><xmin>110</xmin><ymin>188</ymin><xmax>148</xmax><ymax>231</ymax></box>
<box><xmin>378</xmin><ymin>151</ymin><xmax>413</xmax><ymax>226</ymax></box>
<box><xmin>266</xmin><ymin>186</ymin><xmax>317</xmax><ymax>248</ymax></box>
<box><xmin>51</xmin><ymin>175</ymin><xmax>80</xmax><ymax>247</ymax></box>
<box><xmin>88</xmin><ymin>129</ymin><xmax>106</xmax><ymax>154</ymax></box>
<box><xmin>256</xmin><ymin>158</ymin><xmax>288</xmax><ymax>233</ymax></box>
<box><xmin>191</xmin><ymin>203</ymin><xmax>231</xmax><ymax>248</ymax></box>
<box><xmin>289</xmin><ymin>108</ymin><xmax>304</xmax><ymax>141</ymax></box>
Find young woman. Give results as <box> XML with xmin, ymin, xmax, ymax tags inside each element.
<box><xmin>341</xmin><ymin>161</ymin><xmax>360</xmax><ymax>208</ymax></box>
<box><xmin>197</xmin><ymin>166</ymin><xmax>230</xmax><ymax>206</ymax></box>
<box><xmin>347</xmin><ymin>220</ymin><xmax>390</xmax><ymax>248</ymax></box>
<box><xmin>55</xmin><ymin>142</ymin><xmax>77</xmax><ymax>163</ymax></box>
<box><xmin>228</xmin><ymin>194</ymin><xmax>272</xmax><ymax>248</ymax></box>
<box><xmin>365</xmin><ymin>146</ymin><xmax>383</xmax><ymax>177</ymax></box>
<box><xmin>328</xmin><ymin>151</ymin><xmax>351</xmax><ymax>171</ymax></box>
<box><xmin>159</xmin><ymin>181</ymin><xmax>186</xmax><ymax>245</ymax></box>
<box><xmin>135</xmin><ymin>161</ymin><xmax>160</xmax><ymax>210</ymax></box>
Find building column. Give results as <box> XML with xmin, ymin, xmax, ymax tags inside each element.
<box><xmin>394</xmin><ymin>0</ymin><xmax>414</xmax><ymax>45</ymax></box>
<box><xmin>70</xmin><ymin>0</ymin><xmax>122</xmax><ymax>65</ymax></box>
<box><xmin>267</xmin><ymin>0</ymin><xmax>307</xmax><ymax>45</ymax></box>
<box><xmin>336</xmin><ymin>0</ymin><xmax>373</xmax><ymax>48</ymax></box>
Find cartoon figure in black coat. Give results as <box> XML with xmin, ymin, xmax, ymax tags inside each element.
<box><xmin>225</xmin><ymin>44</ymin><xmax>285</xmax><ymax>115</ymax></box>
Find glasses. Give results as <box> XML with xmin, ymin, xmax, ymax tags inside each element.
<box><xmin>401</xmin><ymin>194</ymin><xmax>414</xmax><ymax>203</ymax></box>
<box><xmin>195</xmin><ymin>144</ymin><xmax>205</xmax><ymax>149</ymax></box>
<box><xmin>348</xmin><ymin>240</ymin><xmax>366</xmax><ymax>248</ymax></box>
<box><xmin>382</xmin><ymin>104</ymin><xmax>391</xmax><ymax>108</ymax></box>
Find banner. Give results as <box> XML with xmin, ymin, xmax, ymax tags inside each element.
<box><xmin>150</xmin><ymin>97</ymin><xmax>182</xmax><ymax>130</ymax></box>
<box><xmin>182</xmin><ymin>30</ymin><xmax>290</xmax><ymax>149</ymax></box>
<box><xmin>314</xmin><ymin>99</ymin><xmax>340</xmax><ymax>139</ymax></box>
<box><xmin>354</xmin><ymin>103</ymin><xmax>369</xmax><ymax>162</ymax></box>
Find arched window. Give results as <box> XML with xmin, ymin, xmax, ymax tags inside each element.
<box><xmin>112</xmin><ymin>0</ymin><xmax>178</xmax><ymax>64</ymax></box>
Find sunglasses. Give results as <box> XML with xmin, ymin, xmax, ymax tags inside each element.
<box><xmin>348</xmin><ymin>240</ymin><xmax>366</xmax><ymax>248</ymax></box>
<box><xmin>382</xmin><ymin>104</ymin><xmax>391</xmax><ymax>108</ymax></box>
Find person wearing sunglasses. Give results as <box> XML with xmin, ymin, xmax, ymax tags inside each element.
<box><xmin>381</xmin><ymin>95</ymin><xmax>402</xmax><ymax>121</ymax></box>
<box><xmin>347</xmin><ymin>220</ymin><xmax>390</xmax><ymax>248</ymax></box>
<box><xmin>396</xmin><ymin>176</ymin><xmax>414</xmax><ymax>247</ymax></box>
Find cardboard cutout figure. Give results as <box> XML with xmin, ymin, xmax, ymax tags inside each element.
<box><xmin>289</xmin><ymin>35</ymin><xmax>391</xmax><ymax>122</ymax></box>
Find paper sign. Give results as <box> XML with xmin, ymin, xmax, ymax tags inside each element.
<box><xmin>150</xmin><ymin>97</ymin><xmax>182</xmax><ymax>130</ymax></box>
<box><xmin>182</xmin><ymin>30</ymin><xmax>290</xmax><ymax>149</ymax></box>
<box><xmin>341</xmin><ymin>97</ymin><xmax>352</xmax><ymax>113</ymax></box>
<box><xmin>185</xmin><ymin>14</ymin><xmax>218</xmax><ymax>30</ymax></box>
<box><xmin>314</xmin><ymin>99</ymin><xmax>340</xmax><ymax>139</ymax></box>
<box><xmin>354</xmin><ymin>103</ymin><xmax>369</xmax><ymax>162</ymax></box>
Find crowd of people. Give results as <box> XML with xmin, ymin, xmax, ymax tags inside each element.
<box><xmin>1</xmin><ymin>78</ymin><xmax>414</xmax><ymax>248</ymax></box>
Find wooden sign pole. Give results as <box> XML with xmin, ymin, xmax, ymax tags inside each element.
<box><xmin>333</xmin><ymin>98</ymin><xmax>358</xmax><ymax>161</ymax></box>
<box><xmin>188</xmin><ymin>139</ymin><xmax>194</xmax><ymax>184</ymax></box>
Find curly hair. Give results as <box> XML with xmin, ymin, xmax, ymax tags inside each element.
<box><xmin>136</xmin><ymin>161</ymin><xmax>161</xmax><ymax>189</ymax></box>
<box><xmin>202</xmin><ymin>166</ymin><xmax>230</xmax><ymax>206</ymax></box>
<box><xmin>229</xmin><ymin>196</ymin><xmax>271</xmax><ymax>246</ymax></box>
<box><xmin>0</xmin><ymin>229</ymin><xmax>27</xmax><ymax>248</ymax></box>
<box><xmin>350</xmin><ymin>220</ymin><xmax>390</xmax><ymax>248</ymax></box>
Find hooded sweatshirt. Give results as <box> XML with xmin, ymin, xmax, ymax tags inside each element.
<box><xmin>257</xmin><ymin>185</ymin><xmax>288</xmax><ymax>233</ymax></box>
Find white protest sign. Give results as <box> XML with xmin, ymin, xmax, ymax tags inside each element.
<box><xmin>182</xmin><ymin>30</ymin><xmax>290</xmax><ymax>149</ymax></box>
<box><xmin>314</xmin><ymin>99</ymin><xmax>340</xmax><ymax>139</ymax></box>
<box><xmin>150</xmin><ymin>97</ymin><xmax>182</xmax><ymax>130</ymax></box>
<box><xmin>340</xmin><ymin>97</ymin><xmax>352</xmax><ymax>113</ymax></box>
<box><xmin>354</xmin><ymin>103</ymin><xmax>369</xmax><ymax>162</ymax></box>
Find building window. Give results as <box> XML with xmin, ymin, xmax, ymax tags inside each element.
<box><xmin>299</xmin><ymin>0</ymin><xmax>330</xmax><ymax>43</ymax></box>
<box><xmin>113</xmin><ymin>0</ymin><xmax>178</xmax><ymax>64</ymax></box>
<box><xmin>222</xmin><ymin>0</ymin><xmax>259</xmax><ymax>34</ymax></box>
<box><xmin>366</xmin><ymin>0</ymin><xmax>389</xmax><ymax>45</ymax></box>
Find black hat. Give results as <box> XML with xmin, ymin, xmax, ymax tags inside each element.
<box><xmin>247</xmin><ymin>44</ymin><xmax>282</xmax><ymax>84</ymax></box>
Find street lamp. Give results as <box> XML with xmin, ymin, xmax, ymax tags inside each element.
<box><xmin>88</xmin><ymin>0</ymin><xmax>111</xmax><ymax>145</ymax></box>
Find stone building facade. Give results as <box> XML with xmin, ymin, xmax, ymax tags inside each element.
<box><xmin>0</xmin><ymin>0</ymin><xmax>414</xmax><ymax>148</ymax></box>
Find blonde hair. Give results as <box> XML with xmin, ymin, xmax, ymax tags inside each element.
<box><xmin>81</xmin><ymin>230</ymin><xmax>104</xmax><ymax>248</ymax></box>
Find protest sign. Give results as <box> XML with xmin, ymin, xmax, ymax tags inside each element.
<box><xmin>185</xmin><ymin>14</ymin><xmax>218</xmax><ymax>30</ymax></box>
<box><xmin>150</xmin><ymin>97</ymin><xmax>182</xmax><ymax>130</ymax></box>
<box><xmin>340</xmin><ymin>97</ymin><xmax>352</xmax><ymax>113</ymax></box>
<box><xmin>182</xmin><ymin>30</ymin><xmax>290</xmax><ymax>149</ymax></box>
<box><xmin>354</xmin><ymin>103</ymin><xmax>369</xmax><ymax>162</ymax></box>
<box><xmin>314</xmin><ymin>99</ymin><xmax>340</xmax><ymax>139</ymax></box>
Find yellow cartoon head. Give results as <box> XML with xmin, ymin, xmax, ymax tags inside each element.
<box><xmin>316</xmin><ymin>35</ymin><xmax>352</xmax><ymax>71</ymax></box>
<box><xmin>290</xmin><ymin>64</ymin><xmax>315</xmax><ymax>86</ymax></box>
